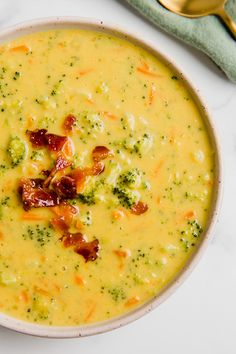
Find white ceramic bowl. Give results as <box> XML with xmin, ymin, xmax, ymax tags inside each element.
<box><xmin>0</xmin><ymin>17</ymin><xmax>222</xmax><ymax>338</ymax></box>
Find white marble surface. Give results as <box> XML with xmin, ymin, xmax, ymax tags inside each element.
<box><xmin>0</xmin><ymin>0</ymin><xmax>236</xmax><ymax>353</ymax></box>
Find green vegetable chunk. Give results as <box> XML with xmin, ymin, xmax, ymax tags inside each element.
<box><xmin>7</xmin><ymin>136</ymin><xmax>26</xmax><ymax>166</ymax></box>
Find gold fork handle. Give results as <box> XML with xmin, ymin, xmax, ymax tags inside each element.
<box><xmin>216</xmin><ymin>6</ymin><xmax>236</xmax><ymax>39</ymax></box>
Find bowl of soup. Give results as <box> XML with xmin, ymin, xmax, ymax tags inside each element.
<box><xmin>0</xmin><ymin>17</ymin><xmax>222</xmax><ymax>338</ymax></box>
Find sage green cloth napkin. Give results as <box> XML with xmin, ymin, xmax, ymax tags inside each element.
<box><xmin>124</xmin><ymin>0</ymin><xmax>236</xmax><ymax>83</ymax></box>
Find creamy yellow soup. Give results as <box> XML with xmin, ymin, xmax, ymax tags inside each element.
<box><xmin>0</xmin><ymin>29</ymin><xmax>214</xmax><ymax>326</ymax></box>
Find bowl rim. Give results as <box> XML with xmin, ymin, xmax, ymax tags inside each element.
<box><xmin>0</xmin><ymin>16</ymin><xmax>223</xmax><ymax>338</ymax></box>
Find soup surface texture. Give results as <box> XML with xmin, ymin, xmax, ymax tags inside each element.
<box><xmin>0</xmin><ymin>29</ymin><xmax>214</xmax><ymax>326</ymax></box>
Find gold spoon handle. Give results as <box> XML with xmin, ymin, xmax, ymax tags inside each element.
<box><xmin>216</xmin><ymin>7</ymin><xmax>236</xmax><ymax>39</ymax></box>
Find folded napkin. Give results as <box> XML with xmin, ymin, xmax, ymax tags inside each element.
<box><xmin>124</xmin><ymin>0</ymin><xmax>236</xmax><ymax>83</ymax></box>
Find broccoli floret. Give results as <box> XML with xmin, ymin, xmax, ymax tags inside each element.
<box><xmin>112</xmin><ymin>185</ymin><xmax>139</xmax><ymax>208</ymax></box>
<box><xmin>123</xmin><ymin>133</ymin><xmax>153</xmax><ymax>156</ymax></box>
<box><xmin>112</xmin><ymin>169</ymin><xmax>143</xmax><ymax>208</ymax></box>
<box><xmin>78</xmin><ymin>111</ymin><xmax>104</xmax><ymax>138</ymax></box>
<box><xmin>107</xmin><ymin>286</ymin><xmax>126</xmax><ymax>302</ymax></box>
<box><xmin>7</xmin><ymin>136</ymin><xmax>26</xmax><ymax>166</ymax></box>
<box><xmin>77</xmin><ymin>190</ymin><xmax>96</xmax><ymax>205</ymax></box>
<box><xmin>118</xmin><ymin>168</ymin><xmax>142</xmax><ymax>189</ymax></box>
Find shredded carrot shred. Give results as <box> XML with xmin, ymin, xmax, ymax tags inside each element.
<box><xmin>34</xmin><ymin>286</ymin><xmax>51</xmax><ymax>297</ymax></box>
<box><xmin>78</xmin><ymin>68</ymin><xmax>94</xmax><ymax>76</ymax></box>
<box><xmin>74</xmin><ymin>275</ymin><xmax>85</xmax><ymax>286</ymax></box>
<box><xmin>10</xmin><ymin>45</ymin><xmax>30</xmax><ymax>53</ymax></box>
<box><xmin>149</xmin><ymin>84</ymin><xmax>156</xmax><ymax>105</ymax></box>
<box><xmin>100</xmin><ymin>111</ymin><xmax>117</xmax><ymax>120</ymax></box>
<box><xmin>27</xmin><ymin>115</ymin><xmax>35</xmax><ymax>128</ymax></box>
<box><xmin>53</xmin><ymin>283</ymin><xmax>62</xmax><ymax>292</ymax></box>
<box><xmin>156</xmin><ymin>196</ymin><xmax>162</xmax><ymax>205</ymax></box>
<box><xmin>184</xmin><ymin>210</ymin><xmax>196</xmax><ymax>220</ymax></box>
<box><xmin>154</xmin><ymin>160</ymin><xmax>164</xmax><ymax>176</ymax></box>
<box><xmin>137</xmin><ymin>62</ymin><xmax>161</xmax><ymax>77</ymax></box>
<box><xmin>125</xmin><ymin>296</ymin><xmax>140</xmax><ymax>307</ymax></box>
<box><xmin>112</xmin><ymin>209</ymin><xmax>125</xmax><ymax>220</ymax></box>
<box><xmin>19</xmin><ymin>290</ymin><xmax>29</xmax><ymax>303</ymax></box>
<box><xmin>21</xmin><ymin>213</ymin><xmax>47</xmax><ymax>221</ymax></box>
<box><xmin>113</xmin><ymin>250</ymin><xmax>128</xmax><ymax>258</ymax></box>
<box><xmin>84</xmin><ymin>303</ymin><xmax>96</xmax><ymax>322</ymax></box>
<box><xmin>0</xmin><ymin>231</ymin><xmax>4</xmax><ymax>240</ymax></box>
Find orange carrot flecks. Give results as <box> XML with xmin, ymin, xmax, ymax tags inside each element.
<box><xmin>113</xmin><ymin>249</ymin><xmax>129</xmax><ymax>258</ymax></box>
<box><xmin>149</xmin><ymin>84</ymin><xmax>156</xmax><ymax>105</ymax></box>
<box><xmin>154</xmin><ymin>160</ymin><xmax>164</xmax><ymax>176</ymax></box>
<box><xmin>184</xmin><ymin>210</ymin><xmax>196</xmax><ymax>220</ymax></box>
<box><xmin>10</xmin><ymin>45</ymin><xmax>30</xmax><ymax>53</ymax></box>
<box><xmin>19</xmin><ymin>290</ymin><xmax>29</xmax><ymax>303</ymax></box>
<box><xmin>100</xmin><ymin>111</ymin><xmax>117</xmax><ymax>121</ymax></box>
<box><xmin>125</xmin><ymin>296</ymin><xmax>140</xmax><ymax>307</ymax></box>
<box><xmin>137</xmin><ymin>62</ymin><xmax>161</xmax><ymax>78</ymax></box>
<box><xmin>21</xmin><ymin>212</ymin><xmax>47</xmax><ymax>221</ymax></box>
<box><xmin>84</xmin><ymin>303</ymin><xmax>96</xmax><ymax>322</ymax></box>
<box><xmin>74</xmin><ymin>275</ymin><xmax>85</xmax><ymax>286</ymax></box>
<box><xmin>78</xmin><ymin>68</ymin><xmax>94</xmax><ymax>76</ymax></box>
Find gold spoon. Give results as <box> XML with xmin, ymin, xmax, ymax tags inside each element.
<box><xmin>158</xmin><ymin>0</ymin><xmax>236</xmax><ymax>38</ymax></box>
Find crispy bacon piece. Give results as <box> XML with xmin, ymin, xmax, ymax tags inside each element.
<box><xmin>70</xmin><ymin>162</ymin><xmax>104</xmax><ymax>193</ymax></box>
<box><xmin>61</xmin><ymin>232</ymin><xmax>84</xmax><ymax>248</ymax></box>
<box><xmin>27</xmin><ymin>129</ymin><xmax>67</xmax><ymax>152</ymax></box>
<box><xmin>92</xmin><ymin>146</ymin><xmax>113</xmax><ymax>162</ymax></box>
<box><xmin>51</xmin><ymin>216</ymin><xmax>69</xmax><ymax>232</ymax></box>
<box><xmin>53</xmin><ymin>176</ymin><xmax>76</xmax><ymax>199</ymax></box>
<box><xmin>41</xmin><ymin>169</ymin><xmax>51</xmax><ymax>177</ymax></box>
<box><xmin>54</xmin><ymin>153</ymin><xmax>72</xmax><ymax>171</ymax></box>
<box><xmin>44</xmin><ymin>153</ymin><xmax>71</xmax><ymax>188</ymax></box>
<box><xmin>75</xmin><ymin>239</ymin><xmax>99</xmax><ymax>262</ymax></box>
<box><xmin>63</xmin><ymin>114</ymin><xmax>76</xmax><ymax>133</ymax></box>
<box><xmin>130</xmin><ymin>201</ymin><xmax>148</xmax><ymax>215</ymax></box>
<box><xmin>60</xmin><ymin>232</ymin><xmax>99</xmax><ymax>262</ymax></box>
<box><xmin>19</xmin><ymin>178</ymin><xmax>60</xmax><ymax>211</ymax></box>
<box><xmin>45</xmin><ymin>133</ymin><xmax>67</xmax><ymax>152</ymax></box>
<box><xmin>90</xmin><ymin>162</ymin><xmax>105</xmax><ymax>176</ymax></box>
<box><xmin>27</xmin><ymin>129</ymin><xmax>47</xmax><ymax>148</ymax></box>
<box><xmin>50</xmin><ymin>203</ymin><xmax>78</xmax><ymax>232</ymax></box>
<box><xmin>70</xmin><ymin>168</ymin><xmax>87</xmax><ymax>193</ymax></box>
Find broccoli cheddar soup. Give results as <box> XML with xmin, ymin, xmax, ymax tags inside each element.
<box><xmin>0</xmin><ymin>29</ymin><xmax>215</xmax><ymax>326</ymax></box>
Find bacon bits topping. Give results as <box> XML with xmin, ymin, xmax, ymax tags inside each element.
<box><xmin>54</xmin><ymin>153</ymin><xmax>72</xmax><ymax>171</ymax></box>
<box><xmin>69</xmin><ymin>162</ymin><xmax>105</xmax><ymax>193</ymax></box>
<box><xmin>19</xmin><ymin>178</ymin><xmax>60</xmax><ymax>211</ymax></box>
<box><xmin>45</xmin><ymin>133</ymin><xmax>67</xmax><ymax>152</ymax></box>
<box><xmin>61</xmin><ymin>232</ymin><xmax>99</xmax><ymax>262</ymax></box>
<box><xmin>50</xmin><ymin>216</ymin><xmax>69</xmax><ymax>232</ymax></box>
<box><xmin>27</xmin><ymin>129</ymin><xmax>67</xmax><ymax>152</ymax></box>
<box><xmin>53</xmin><ymin>176</ymin><xmax>77</xmax><ymax>199</ymax></box>
<box><xmin>19</xmin><ymin>135</ymin><xmax>116</xmax><ymax>262</ymax></box>
<box><xmin>92</xmin><ymin>146</ymin><xmax>113</xmax><ymax>162</ymax></box>
<box><xmin>70</xmin><ymin>168</ymin><xmax>87</xmax><ymax>193</ymax></box>
<box><xmin>43</xmin><ymin>153</ymin><xmax>71</xmax><ymax>188</ymax></box>
<box><xmin>61</xmin><ymin>232</ymin><xmax>84</xmax><ymax>247</ymax></box>
<box><xmin>51</xmin><ymin>203</ymin><xmax>78</xmax><ymax>230</ymax></box>
<box><xmin>28</xmin><ymin>129</ymin><xmax>47</xmax><ymax>147</ymax></box>
<box><xmin>130</xmin><ymin>201</ymin><xmax>148</xmax><ymax>215</ymax></box>
<box><xmin>90</xmin><ymin>162</ymin><xmax>105</xmax><ymax>176</ymax></box>
<box><xmin>63</xmin><ymin>114</ymin><xmax>77</xmax><ymax>133</ymax></box>
<box><xmin>75</xmin><ymin>239</ymin><xmax>99</xmax><ymax>262</ymax></box>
